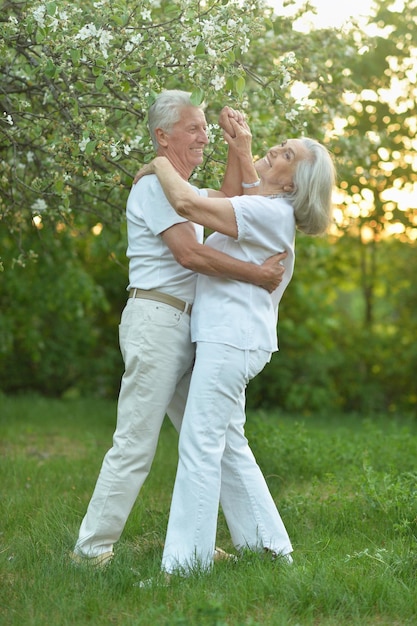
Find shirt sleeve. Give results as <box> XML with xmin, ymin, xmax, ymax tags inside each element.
<box><xmin>129</xmin><ymin>176</ymin><xmax>208</xmax><ymax>236</ymax></box>
<box><xmin>134</xmin><ymin>175</ymin><xmax>188</xmax><ymax>236</ymax></box>
<box><xmin>230</xmin><ymin>195</ymin><xmax>294</xmax><ymax>255</ymax></box>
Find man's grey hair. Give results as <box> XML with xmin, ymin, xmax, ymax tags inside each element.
<box><xmin>289</xmin><ymin>138</ymin><xmax>336</xmax><ymax>236</ymax></box>
<box><xmin>148</xmin><ymin>90</ymin><xmax>205</xmax><ymax>150</ymax></box>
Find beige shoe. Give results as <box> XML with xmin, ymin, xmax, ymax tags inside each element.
<box><xmin>69</xmin><ymin>550</ymin><xmax>114</xmax><ymax>569</ymax></box>
<box><xmin>214</xmin><ymin>546</ymin><xmax>238</xmax><ymax>563</ymax></box>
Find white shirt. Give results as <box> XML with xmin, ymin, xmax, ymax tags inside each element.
<box><xmin>191</xmin><ymin>195</ymin><xmax>296</xmax><ymax>352</ymax></box>
<box><xmin>126</xmin><ymin>175</ymin><xmax>205</xmax><ymax>302</ymax></box>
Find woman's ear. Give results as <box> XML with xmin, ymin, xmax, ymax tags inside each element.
<box><xmin>282</xmin><ymin>183</ymin><xmax>294</xmax><ymax>193</ymax></box>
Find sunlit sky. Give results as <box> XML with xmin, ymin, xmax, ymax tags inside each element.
<box><xmin>269</xmin><ymin>0</ymin><xmax>417</xmax><ymax>241</ymax></box>
<box><xmin>270</xmin><ymin>0</ymin><xmax>374</xmax><ymax>29</ymax></box>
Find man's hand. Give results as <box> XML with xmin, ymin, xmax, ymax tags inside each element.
<box><xmin>258</xmin><ymin>252</ymin><xmax>288</xmax><ymax>293</ymax></box>
<box><xmin>218</xmin><ymin>106</ymin><xmax>247</xmax><ymax>138</ymax></box>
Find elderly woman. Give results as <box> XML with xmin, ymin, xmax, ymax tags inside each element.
<box><xmin>135</xmin><ymin>113</ymin><xmax>336</xmax><ymax>576</ymax></box>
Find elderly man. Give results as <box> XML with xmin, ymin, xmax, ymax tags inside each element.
<box><xmin>70</xmin><ymin>90</ymin><xmax>286</xmax><ymax>567</ymax></box>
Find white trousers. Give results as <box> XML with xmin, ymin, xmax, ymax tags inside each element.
<box><xmin>162</xmin><ymin>341</ymin><xmax>293</xmax><ymax>574</ymax></box>
<box><xmin>74</xmin><ymin>298</ymin><xmax>195</xmax><ymax>556</ymax></box>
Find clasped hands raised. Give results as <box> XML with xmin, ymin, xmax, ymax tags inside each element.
<box><xmin>217</xmin><ymin>106</ymin><xmax>253</xmax><ymax>156</ymax></box>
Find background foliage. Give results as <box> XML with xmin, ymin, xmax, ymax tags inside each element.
<box><xmin>1</xmin><ymin>0</ymin><xmax>416</xmax><ymax>415</ymax></box>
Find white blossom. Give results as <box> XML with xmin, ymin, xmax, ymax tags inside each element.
<box><xmin>281</xmin><ymin>70</ymin><xmax>291</xmax><ymax>89</ymax></box>
<box><xmin>141</xmin><ymin>9</ymin><xmax>152</xmax><ymax>21</ymax></box>
<box><xmin>285</xmin><ymin>51</ymin><xmax>297</xmax><ymax>65</ymax></box>
<box><xmin>201</xmin><ymin>19</ymin><xmax>216</xmax><ymax>36</ymax></box>
<box><xmin>206</xmin><ymin>124</ymin><xmax>217</xmax><ymax>143</ymax></box>
<box><xmin>32</xmin><ymin>6</ymin><xmax>46</xmax><ymax>28</ymax></box>
<box><xmin>27</xmin><ymin>151</ymin><xmax>34</xmax><ymax>163</ymax></box>
<box><xmin>160</xmin><ymin>36</ymin><xmax>171</xmax><ymax>51</ymax></box>
<box><xmin>31</xmin><ymin>198</ymin><xmax>47</xmax><ymax>213</ymax></box>
<box><xmin>78</xmin><ymin>137</ymin><xmax>90</xmax><ymax>152</ymax></box>
<box><xmin>129</xmin><ymin>135</ymin><xmax>143</xmax><ymax>149</ymax></box>
<box><xmin>48</xmin><ymin>17</ymin><xmax>60</xmax><ymax>32</ymax></box>
<box><xmin>75</xmin><ymin>23</ymin><xmax>99</xmax><ymax>41</ymax></box>
<box><xmin>3</xmin><ymin>112</ymin><xmax>13</xmax><ymax>126</ymax></box>
<box><xmin>211</xmin><ymin>75</ymin><xmax>225</xmax><ymax>91</ymax></box>
<box><xmin>58</xmin><ymin>11</ymin><xmax>69</xmax><ymax>23</ymax></box>
<box><xmin>110</xmin><ymin>142</ymin><xmax>119</xmax><ymax>158</ymax></box>
<box><xmin>285</xmin><ymin>109</ymin><xmax>298</xmax><ymax>122</ymax></box>
<box><xmin>99</xmin><ymin>30</ymin><xmax>113</xmax><ymax>58</ymax></box>
<box><xmin>241</xmin><ymin>37</ymin><xmax>250</xmax><ymax>53</ymax></box>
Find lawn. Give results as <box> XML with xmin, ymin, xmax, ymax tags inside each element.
<box><xmin>1</xmin><ymin>395</ymin><xmax>417</xmax><ymax>625</ymax></box>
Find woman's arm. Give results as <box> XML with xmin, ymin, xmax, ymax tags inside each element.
<box><xmin>136</xmin><ymin>157</ymin><xmax>239</xmax><ymax>238</ymax></box>
<box><xmin>217</xmin><ymin>106</ymin><xmax>246</xmax><ymax>197</ymax></box>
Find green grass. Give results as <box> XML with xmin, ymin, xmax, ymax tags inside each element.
<box><xmin>1</xmin><ymin>395</ymin><xmax>417</xmax><ymax>625</ymax></box>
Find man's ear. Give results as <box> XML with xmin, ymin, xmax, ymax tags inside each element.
<box><xmin>155</xmin><ymin>127</ymin><xmax>169</xmax><ymax>148</ymax></box>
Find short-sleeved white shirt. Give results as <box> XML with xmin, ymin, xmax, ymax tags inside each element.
<box><xmin>126</xmin><ymin>175</ymin><xmax>205</xmax><ymax>302</ymax></box>
<box><xmin>191</xmin><ymin>195</ymin><xmax>296</xmax><ymax>352</ymax></box>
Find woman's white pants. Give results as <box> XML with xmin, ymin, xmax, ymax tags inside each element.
<box><xmin>162</xmin><ymin>341</ymin><xmax>293</xmax><ymax>574</ymax></box>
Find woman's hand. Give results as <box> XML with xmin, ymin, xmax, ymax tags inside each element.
<box><xmin>133</xmin><ymin>157</ymin><xmax>164</xmax><ymax>185</ymax></box>
<box><xmin>223</xmin><ymin>117</ymin><xmax>253</xmax><ymax>158</ymax></box>
<box><xmin>218</xmin><ymin>106</ymin><xmax>248</xmax><ymax>138</ymax></box>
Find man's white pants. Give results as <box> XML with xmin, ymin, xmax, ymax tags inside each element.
<box><xmin>74</xmin><ymin>298</ymin><xmax>195</xmax><ymax>556</ymax></box>
<box><xmin>162</xmin><ymin>341</ymin><xmax>293</xmax><ymax>574</ymax></box>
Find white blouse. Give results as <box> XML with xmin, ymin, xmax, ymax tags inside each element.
<box><xmin>191</xmin><ymin>195</ymin><xmax>296</xmax><ymax>352</ymax></box>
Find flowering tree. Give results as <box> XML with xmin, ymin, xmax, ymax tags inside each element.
<box><xmin>0</xmin><ymin>0</ymin><xmax>361</xmax><ymax>267</ymax></box>
<box><xmin>0</xmin><ymin>1</ymin><xmax>292</xmax><ymax>261</ymax></box>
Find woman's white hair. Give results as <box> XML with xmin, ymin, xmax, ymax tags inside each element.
<box><xmin>148</xmin><ymin>90</ymin><xmax>205</xmax><ymax>150</ymax></box>
<box><xmin>289</xmin><ymin>138</ymin><xmax>336</xmax><ymax>236</ymax></box>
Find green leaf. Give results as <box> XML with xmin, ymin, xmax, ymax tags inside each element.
<box><xmin>95</xmin><ymin>75</ymin><xmax>105</xmax><ymax>90</ymax></box>
<box><xmin>45</xmin><ymin>59</ymin><xmax>57</xmax><ymax>79</ymax></box>
<box><xmin>190</xmin><ymin>88</ymin><xmax>205</xmax><ymax>106</ymax></box>
<box><xmin>84</xmin><ymin>141</ymin><xmax>97</xmax><ymax>155</ymax></box>
<box><xmin>225</xmin><ymin>50</ymin><xmax>235</xmax><ymax>64</ymax></box>
<box><xmin>46</xmin><ymin>2</ymin><xmax>57</xmax><ymax>16</ymax></box>
<box><xmin>235</xmin><ymin>76</ymin><xmax>245</xmax><ymax>96</ymax></box>
<box><xmin>70</xmin><ymin>48</ymin><xmax>81</xmax><ymax>67</ymax></box>
<box><xmin>195</xmin><ymin>41</ymin><xmax>205</xmax><ymax>56</ymax></box>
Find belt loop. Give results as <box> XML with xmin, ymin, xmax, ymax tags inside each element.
<box><xmin>132</xmin><ymin>288</ymin><xmax>137</xmax><ymax>299</ymax></box>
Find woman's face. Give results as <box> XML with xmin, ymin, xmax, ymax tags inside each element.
<box><xmin>255</xmin><ymin>139</ymin><xmax>310</xmax><ymax>189</ymax></box>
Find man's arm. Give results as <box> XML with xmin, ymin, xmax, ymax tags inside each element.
<box><xmin>161</xmin><ymin>222</ymin><xmax>286</xmax><ymax>294</ymax></box>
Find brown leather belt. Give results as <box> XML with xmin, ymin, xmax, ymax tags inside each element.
<box><xmin>129</xmin><ymin>288</ymin><xmax>192</xmax><ymax>315</ymax></box>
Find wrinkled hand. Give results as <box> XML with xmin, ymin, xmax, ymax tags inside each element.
<box><xmin>259</xmin><ymin>252</ymin><xmax>288</xmax><ymax>293</ymax></box>
<box><xmin>218</xmin><ymin>106</ymin><xmax>248</xmax><ymax>138</ymax></box>
<box><xmin>132</xmin><ymin>159</ymin><xmax>158</xmax><ymax>185</ymax></box>
<box><xmin>223</xmin><ymin>117</ymin><xmax>253</xmax><ymax>157</ymax></box>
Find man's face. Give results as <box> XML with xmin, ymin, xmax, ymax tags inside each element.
<box><xmin>157</xmin><ymin>106</ymin><xmax>209</xmax><ymax>178</ymax></box>
<box><xmin>255</xmin><ymin>139</ymin><xmax>310</xmax><ymax>189</ymax></box>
